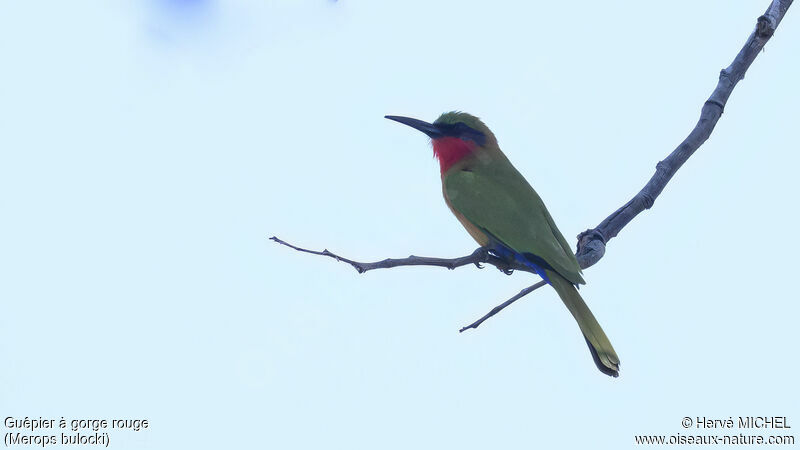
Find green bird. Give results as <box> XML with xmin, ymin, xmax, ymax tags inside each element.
<box><xmin>386</xmin><ymin>111</ymin><xmax>620</xmax><ymax>377</ymax></box>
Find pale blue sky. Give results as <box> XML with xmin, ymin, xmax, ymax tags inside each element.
<box><xmin>1</xmin><ymin>1</ymin><xmax>798</xmax><ymax>448</ymax></box>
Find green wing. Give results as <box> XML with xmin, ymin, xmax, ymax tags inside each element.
<box><xmin>444</xmin><ymin>159</ymin><xmax>585</xmax><ymax>285</ymax></box>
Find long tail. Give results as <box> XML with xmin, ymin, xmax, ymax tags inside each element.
<box><xmin>546</xmin><ymin>269</ymin><xmax>620</xmax><ymax>377</ymax></box>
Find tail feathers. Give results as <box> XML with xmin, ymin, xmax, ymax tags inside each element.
<box><xmin>585</xmin><ymin>336</ymin><xmax>619</xmax><ymax>377</ymax></box>
<box><xmin>547</xmin><ymin>270</ymin><xmax>620</xmax><ymax>377</ymax></box>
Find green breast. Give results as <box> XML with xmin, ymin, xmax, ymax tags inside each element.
<box><xmin>443</xmin><ymin>154</ymin><xmax>585</xmax><ymax>285</ymax></box>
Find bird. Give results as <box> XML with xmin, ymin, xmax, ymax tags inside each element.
<box><xmin>385</xmin><ymin>111</ymin><xmax>620</xmax><ymax>377</ymax></box>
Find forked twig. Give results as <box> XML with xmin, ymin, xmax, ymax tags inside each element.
<box><xmin>270</xmin><ymin>236</ymin><xmax>532</xmax><ymax>275</ymax></box>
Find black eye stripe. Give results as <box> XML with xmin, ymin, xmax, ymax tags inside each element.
<box><xmin>436</xmin><ymin>122</ymin><xmax>487</xmax><ymax>145</ymax></box>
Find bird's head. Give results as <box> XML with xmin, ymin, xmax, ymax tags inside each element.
<box><xmin>385</xmin><ymin>111</ymin><xmax>498</xmax><ymax>173</ymax></box>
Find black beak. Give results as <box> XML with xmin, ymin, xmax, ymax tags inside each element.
<box><xmin>385</xmin><ymin>115</ymin><xmax>444</xmax><ymax>139</ymax></box>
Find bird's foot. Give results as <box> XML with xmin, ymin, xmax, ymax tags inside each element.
<box><xmin>499</xmin><ymin>267</ymin><xmax>514</xmax><ymax>275</ymax></box>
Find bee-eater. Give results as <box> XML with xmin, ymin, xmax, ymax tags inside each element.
<box><xmin>386</xmin><ymin>111</ymin><xmax>620</xmax><ymax>377</ymax></box>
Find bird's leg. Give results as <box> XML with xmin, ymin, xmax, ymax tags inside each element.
<box><xmin>486</xmin><ymin>249</ymin><xmax>515</xmax><ymax>275</ymax></box>
<box><xmin>471</xmin><ymin>247</ymin><xmax>491</xmax><ymax>269</ymax></box>
<box><xmin>498</xmin><ymin>266</ymin><xmax>515</xmax><ymax>276</ymax></box>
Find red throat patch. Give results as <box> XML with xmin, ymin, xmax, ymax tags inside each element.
<box><xmin>432</xmin><ymin>137</ymin><xmax>476</xmax><ymax>173</ymax></box>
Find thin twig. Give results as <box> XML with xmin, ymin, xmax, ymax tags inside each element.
<box><xmin>458</xmin><ymin>281</ymin><xmax>548</xmax><ymax>332</ymax></box>
<box><xmin>271</xmin><ymin>235</ymin><xmax>545</xmax><ymax>331</ymax></box>
<box><xmin>269</xmin><ymin>236</ymin><xmax>533</xmax><ymax>275</ymax></box>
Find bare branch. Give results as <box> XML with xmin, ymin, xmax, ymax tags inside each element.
<box><xmin>458</xmin><ymin>281</ymin><xmax>548</xmax><ymax>332</ymax></box>
<box><xmin>576</xmin><ymin>0</ymin><xmax>793</xmax><ymax>268</ymax></box>
<box><xmin>269</xmin><ymin>236</ymin><xmax>534</xmax><ymax>275</ymax></box>
<box><xmin>270</xmin><ymin>236</ymin><xmax>547</xmax><ymax>330</ymax></box>
<box><xmin>270</xmin><ymin>236</ymin><xmax>561</xmax><ymax>332</ymax></box>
